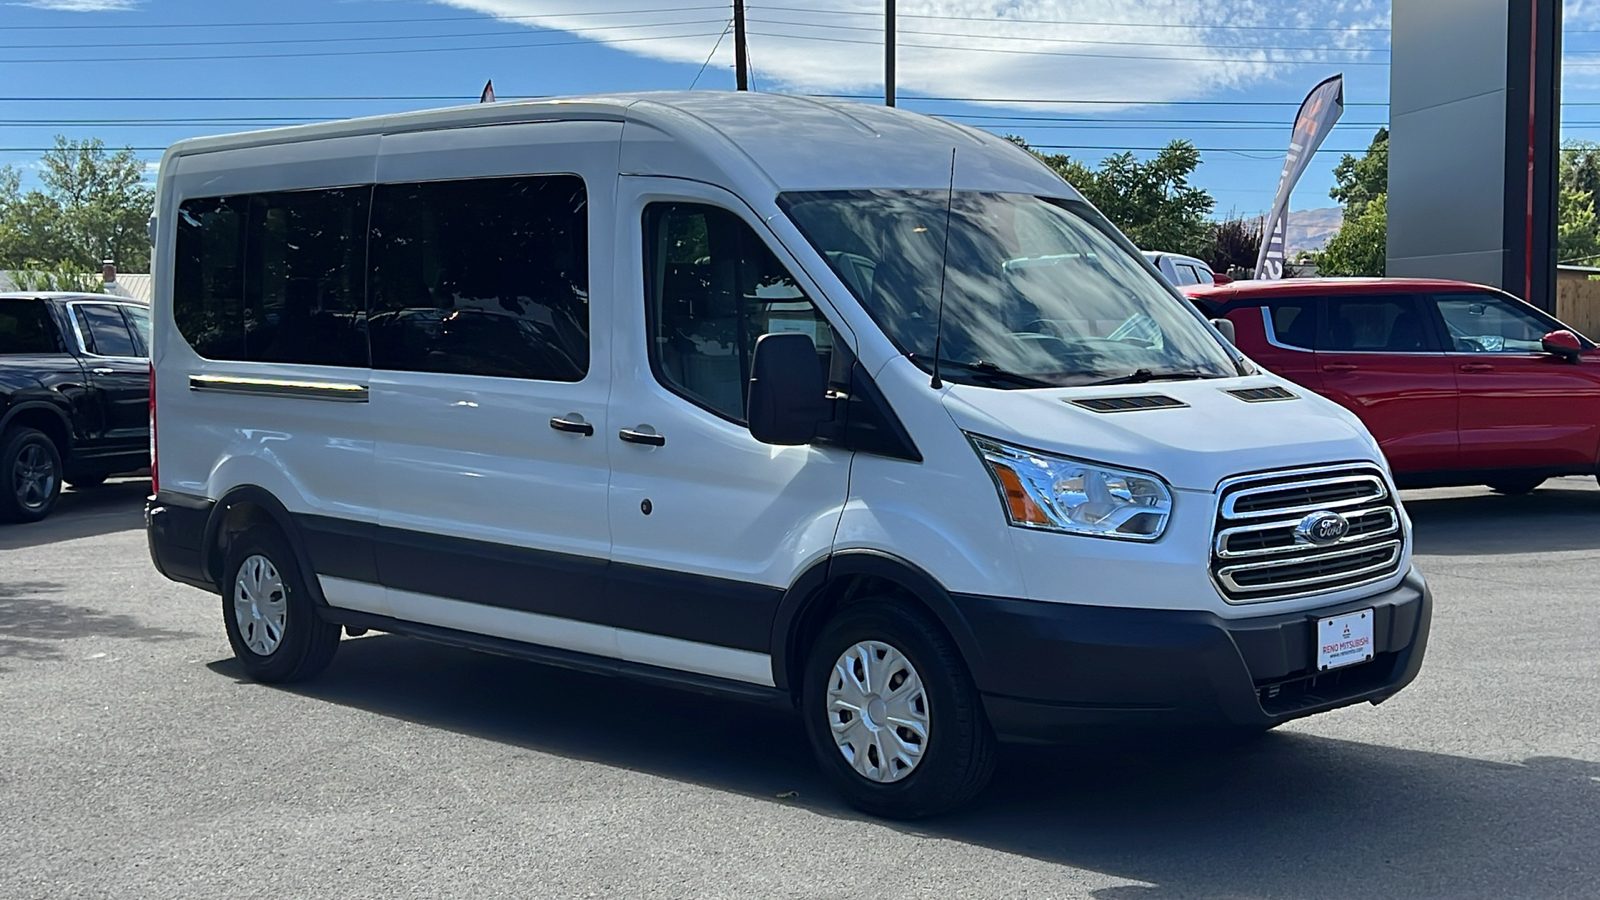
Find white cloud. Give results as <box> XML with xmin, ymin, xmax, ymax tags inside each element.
<box><xmin>428</xmin><ymin>0</ymin><xmax>1385</xmax><ymax>110</ymax></box>
<box><xmin>15</xmin><ymin>0</ymin><xmax>142</xmax><ymax>10</ymax></box>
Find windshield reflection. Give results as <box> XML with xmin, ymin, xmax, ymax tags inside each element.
<box><xmin>780</xmin><ymin>190</ymin><xmax>1237</xmax><ymax>388</ymax></box>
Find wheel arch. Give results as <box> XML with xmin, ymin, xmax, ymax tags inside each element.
<box><xmin>200</xmin><ymin>485</ymin><xmax>328</xmax><ymax>606</ymax></box>
<box><xmin>770</xmin><ymin>550</ymin><xmax>987</xmax><ymax>699</ymax></box>
<box><xmin>1</xmin><ymin>402</ymin><xmax>74</xmax><ymax>460</ymax></box>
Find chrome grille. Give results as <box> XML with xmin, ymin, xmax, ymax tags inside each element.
<box><xmin>1212</xmin><ymin>464</ymin><xmax>1404</xmax><ymax>603</ymax></box>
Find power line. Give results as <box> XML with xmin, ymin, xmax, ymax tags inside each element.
<box><xmin>746</xmin><ymin>15</ymin><xmax>1392</xmax><ymax>54</ymax></box>
<box><xmin>749</xmin><ymin>29</ymin><xmax>1393</xmax><ymax>65</ymax></box>
<box><xmin>0</xmin><ymin>28</ymin><xmax>726</xmax><ymax>64</ymax></box>
<box><xmin>0</xmin><ymin>18</ymin><xmax>729</xmax><ymax>51</ymax></box>
<box><xmin>760</xmin><ymin>6</ymin><xmax>1396</xmax><ymax>33</ymax></box>
<box><xmin>0</xmin><ymin>5</ymin><xmax>729</xmax><ymax>30</ymax></box>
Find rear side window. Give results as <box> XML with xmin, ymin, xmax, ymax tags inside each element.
<box><xmin>0</xmin><ymin>300</ymin><xmax>60</xmax><ymax>354</ymax></box>
<box><xmin>1320</xmin><ymin>295</ymin><xmax>1431</xmax><ymax>352</ymax></box>
<box><xmin>174</xmin><ymin>188</ymin><xmax>370</xmax><ymax>366</ymax></box>
<box><xmin>644</xmin><ymin>202</ymin><xmax>835</xmax><ymax>422</ymax></box>
<box><xmin>73</xmin><ymin>304</ymin><xmax>141</xmax><ymax>357</ymax></box>
<box><xmin>1266</xmin><ymin>300</ymin><xmax>1317</xmax><ymax>350</ymax></box>
<box><xmin>368</xmin><ymin>175</ymin><xmax>589</xmax><ymax>381</ymax></box>
<box><xmin>1175</xmin><ymin>263</ymin><xmax>1201</xmax><ymax>285</ymax></box>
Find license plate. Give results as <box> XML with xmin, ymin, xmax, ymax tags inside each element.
<box><xmin>1316</xmin><ymin>609</ymin><xmax>1375</xmax><ymax>671</ymax></box>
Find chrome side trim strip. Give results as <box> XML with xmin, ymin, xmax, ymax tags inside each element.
<box><xmin>188</xmin><ymin>374</ymin><xmax>369</xmax><ymax>402</ymax></box>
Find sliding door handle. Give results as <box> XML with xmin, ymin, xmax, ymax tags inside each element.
<box><xmin>618</xmin><ymin>427</ymin><xmax>665</xmax><ymax>447</ymax></box>
<box><xmin>549</xmin><ymin>416</ymin><xmax>594</xmax><ymax>436</ymax></box>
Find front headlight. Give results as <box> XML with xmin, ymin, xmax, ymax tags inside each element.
<box><xmin>969</xmin><ymin>435</ymin><xmax>1172</xmax><ymax>541</ymax></box>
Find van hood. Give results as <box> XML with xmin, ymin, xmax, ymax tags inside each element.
<box><xmin>941</xmin><ymin>376</ymin><xmax>1385</xmax><ymax>492</ymax></box>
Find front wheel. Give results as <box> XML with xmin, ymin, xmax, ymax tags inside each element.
<box><xmin>0</xmin><ymin>427</ymin><xmax>63</xmax><ymax>523</ymax></box>
<box><xmin>801</xmin><ymin>600</ymin><xmax>996</xmax><ymax>819</ymax></box>
<box><xmin>221</xmin><ymin>526</ymin><xmax>341</xmax><ymax>683</ymax></box>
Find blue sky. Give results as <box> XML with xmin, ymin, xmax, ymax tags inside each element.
<box><xmin>1</xmin><ymin>0</ymin><xmax>1595</xmax><ymax>220</ymax></box>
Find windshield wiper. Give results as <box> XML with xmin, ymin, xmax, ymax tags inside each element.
<box><xmin>913</xmin><ymin>356</ymin><xmax>1056</xmax><ymax>388</ymax></box>
<box><xmin>1087</xmin><ymin>368</ymin><xmax>1212</xmax><ymax>386</ymax></box>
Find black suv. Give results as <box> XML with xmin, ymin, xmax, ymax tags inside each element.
<box><xmin>0</xmin><ymin>292</ymin><xmax>151</xmax><ymax>522</ymax></box>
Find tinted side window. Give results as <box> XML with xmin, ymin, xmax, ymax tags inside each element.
<box><xmin>73</xmin><ymin>304</ymin><xmax>140</xmax><ymax>357</ymax></box>
<box><xmin>1321</xmin><ymin>295</ymin><xmax>1430</xmax><ymax>352</ymax></box>
<box><xmin>246</xmin><ymin>189</ymin><xmax>370</xmax><ymax>366</ymax></box>
<box><xmin>644</xmin><ymin>202</ymin><xmax>835</xmax><ymax>422</ymax></box>
<box><xmin>122</xmin><ymin>305</ymin><xmax>152</xmax><ymax>355</ymax></box>
<box><xmin>174</xmin><ymin>195</ymin><xmax>248</xmax><ymax>359</ymax></box>
<box><xmin>369</xmin><ymin>175</ymin><xmax>589</xmax><ymax>381</ymax></box>
<box><xmin>1433</xmin><ymin>292</ymin><xmax>1556</xmax><ymax>352</ymax></box>
<box><xmin>174</xmin><ymin>188</ymin><xmax>370</xmax><ymax>366</ymax></box>
<box><xmin>1175</xmin><ymin>264</ymin><xmax>1200</xmax><ymax>286</ymax></box>
<box><xmin>0</xmin><ymin>300</ymin><xmax>61</xmax><ymax>354</ymax></box>
<box><xmin>1267</xmin><ymin>300</ymin><xmax>1317</xmax><ymax>349</ymax></box>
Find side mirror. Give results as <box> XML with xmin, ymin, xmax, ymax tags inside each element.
<box><xmin>1211</xmin><ymin>272</ymin><xmax>1234</xmax><ymax>285</ymax></box>
<box><xmin>747</xmin><ymin>332</ymin><xmax>828</xmax><ymax>445</ymax></box>
<box><xmin>1210</xmin><ymin>317</ymin><xmax>1237</xmax><ymax>344</ymax></box>
<box><xmin>1541</xmin><ymin>329</ymin><xmax>1583</xmax><ymax>362</ymax></box>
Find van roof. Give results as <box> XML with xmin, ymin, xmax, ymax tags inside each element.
<box><xmin>160</xmin><ymin>91</ymin><xmax>1076</xmax><ymax>197</ymax></box>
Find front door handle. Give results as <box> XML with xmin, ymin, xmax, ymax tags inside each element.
<box><xmin>91</xmin><ymin>367</ymin><xmax>114</xmax><ymax>376</ymax></box>
<box><xmin>549</xmin><ymin>416</ymin><xmax>594</xmax><ymax>436</ymax></box>
<box><xmin>618</xmin><ymin>427</ymin><xmax>665</xmax><ymax>447</ymax></box>
<box><xmin>1321</xmin><ymin>363</ymin><xmax>1357</xmax><ymax>372</ymax></box>
<box><xmin>1460</xmin><ymin>363</ymin><xmax>1495</xmax><ymax>373</ymax></box>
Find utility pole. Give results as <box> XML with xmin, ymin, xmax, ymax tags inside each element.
<box><xmin>734</xmin><ymin>0</ymin><xmax>749</xmax><ymax>91</ymax></box>
<box><xmin>885</xmin><ymin>0</ymin><xmax>896</xmax><ymax>106</ymax></box>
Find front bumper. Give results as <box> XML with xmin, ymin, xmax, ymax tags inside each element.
<box><xmin>955</xmin><ymin>567</ymin><xmax>1431</xmax><ymax>741</ymax></box>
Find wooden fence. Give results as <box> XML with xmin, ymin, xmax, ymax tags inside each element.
<box><xmin>1555</xmin><ymin>270</ymin><xmax>1600</xmax><ymax>342</ymax></box>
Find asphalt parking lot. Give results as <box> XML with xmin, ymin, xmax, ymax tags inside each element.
<box><xmin>2</xmin><ymin>478</ymin><xmax>1597</xmax><ymax>899</ymax></box>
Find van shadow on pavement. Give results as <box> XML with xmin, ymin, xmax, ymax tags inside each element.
<box><xmin>1403</xmin><ymin>476</ymin><xmax>1600</xmax><ymax>555</ymax></box>
<box><xmin>220</xmin><ymin>634</ymin><xmax>1600</xmax><ymax>899</ymax></box>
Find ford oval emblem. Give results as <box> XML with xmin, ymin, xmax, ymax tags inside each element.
<box><xmin>1295</xmin><ymin>510</ymin><xmax>1350</xmax><ymax>546</ymax></box>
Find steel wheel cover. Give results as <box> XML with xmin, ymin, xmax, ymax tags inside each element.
<box><xmin>233</xmin><ymin>554</ymin><xmax>288</xmax><ymax>656</ymax></box>
<box><xmin>826</xmin><ymin>640</ymin><xmax>930</xmax><ymax>783</ymax></box>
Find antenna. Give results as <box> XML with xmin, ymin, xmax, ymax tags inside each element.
<box><xmin>929</xmin><ymin>148</ymin><xmax>956</xmax><ymax>390</ymax></box>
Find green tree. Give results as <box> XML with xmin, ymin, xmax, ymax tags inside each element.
<box><xmin>1329</xmin><ymin>128</ymin><xmax>1388</xmax><ymax>217</ymax></box>
<box><xmin>0</xmin><ymin>137</ymin><xmax>153</xmax><ymax>273</ymax></box>
<box><xmin>1316</xmin><ymin>193</ymin><xmax>1387</xmax><ymax>276</ymax></box>
<box><xmin>1014</xmin><ymin>137</ymin><xmax>1216</xmax><ymax>258</ymax></box>
<box><xmin>1558</xmin><ymin>142</ymin><xmax>1600</xmax><ymax>264</ymax></box>
<box><xmin>1311</xmin><ymin>129</ymin><xmax>1388</xmax><ymax>276</ymax></box>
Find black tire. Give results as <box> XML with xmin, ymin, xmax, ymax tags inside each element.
<box><xmin>66</xmin><ymin>473</ymin><xmax>108</xmax><ymax>490</ymax></box>
<box><xmin>1486</xmin><ymin>476</ymin><xmax>1545</xmax><ymax>496</ymax></box>
<box><xmin>221</xmin><ymin>525</ymin><xmax>341</xmax><ymax>683</ymax></box>
<box><xmin>801</xmin><ymin>599</ymin><xmax>996</xmax><ymax>819</ymax></box>
<box><xmin>0</xmin><ymin>427</ymin><xmax>63</xmax><ymax>524</ymax></box>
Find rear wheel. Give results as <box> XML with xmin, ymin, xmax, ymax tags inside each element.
<box><xmin>801</xmin><ymin>600</ymin><xmax>995</xmax><ymax>819</ymax></box>
<box><xmin>1486</xmin><ymin>475</ymin><xmax>1545</xmax><ymax>495</ymax></box>
<box><xmin>221</xmin><ymin>526</ymin><xmax>341</xmax><ymax>683</ymax></box>
<box><xmin>0</xmin><ymin>427</ymin><xmax>63</xmax><ymax>523</ymax></box>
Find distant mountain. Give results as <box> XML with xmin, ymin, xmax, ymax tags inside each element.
<box><xmin>1284</xmin><ymin>207</ymin><xmax>1343</xmax><ymax>258</ymax></box>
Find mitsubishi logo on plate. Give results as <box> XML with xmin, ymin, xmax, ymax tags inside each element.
<box><xmin>1295</xmin><ymin>510</ymin><xmax>1350</xmax><ymax>546</ymax></box>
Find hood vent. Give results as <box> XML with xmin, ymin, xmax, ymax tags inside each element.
<box><xmin>1068</xmin><ymin>394</ymin><xmax>1188</xmax><ymax>413</ymax></box>
<box><xmin>1226</xmin><ymin>386</ymin><xmax>1299</xmax><ymax>403</ymax></box>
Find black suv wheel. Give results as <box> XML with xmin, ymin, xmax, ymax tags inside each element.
<box><xmin>0</xmin><ymin>427</ymin><xmax>63</xmax><ymax>523</ymax></box>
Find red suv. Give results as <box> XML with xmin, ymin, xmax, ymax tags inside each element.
<box><xmin>1186</xmin><ymin>278</ymin><xmax>1600</xmax><ymax>493</ymax></box>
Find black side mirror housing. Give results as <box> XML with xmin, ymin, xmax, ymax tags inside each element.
<box><xmin>747</xmin><ymin>332</ymin><xmax>828</xmax><ymax>445</ymax></box>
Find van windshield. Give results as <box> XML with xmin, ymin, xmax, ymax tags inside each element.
<box><xmin>779</xmin><ymin>190</ymin><xmax>1239</xmax><ymax>388</ymax></box>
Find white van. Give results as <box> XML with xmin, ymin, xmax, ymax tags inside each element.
<box><xmin>146</xmin><ymin>93</ymin><xmax>1430</xmax><ymax>818</ymax></box>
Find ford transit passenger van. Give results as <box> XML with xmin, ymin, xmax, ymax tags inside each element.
<box><xmin>146</xmin><ymin>93</ymin><xmax>1430</xmax><ymax>818</ymax></box>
